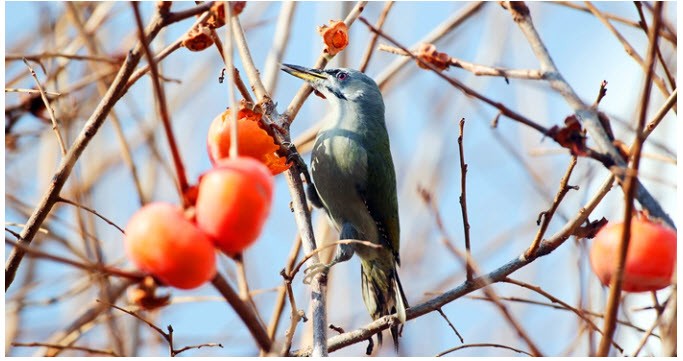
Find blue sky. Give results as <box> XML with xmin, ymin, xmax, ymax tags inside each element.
<box><xmin>4</xmin><ymin>1</ymin><xmax>678</xmax><ymax>357</ymax></box>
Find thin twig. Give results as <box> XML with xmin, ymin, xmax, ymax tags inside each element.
<box><xmin>56</xmin><ymin>197</ymin><xmax>125</xmax><ymax>234</ymax></box>
<box><xmin>262</xmin><ymin>2</ymin><xmax>297</xmax><ymax>94</ymax></box>
<box><xmin>280</xmin><ymin>278</ymin><xmax>306</xmax><ymax>356</ymax></box>
<box><xmin>358</xmin><ymin>1</ymin><xmax>394</xmax><ymax>73</ymax></box>
<box><xmin>12</xmin><ymin>342</ymin><xmax>119</xmax><ymax>357</ymax></box>
<box><xmin>596</xmin><ymin>3</ymin><xmax>662</xmax><ymax>356</ymax></box>
<box><xmin>124</xmin><ymin>5</ymin><xmax>214</xmax><ymax>92</ymax></box>
<box><xmin>22</xmin><ymin>58</ymin><xmax>67</xmax><ymax>155</ymax></box>
<box><xmin>210</xmin><ymin>274</ymin><xmax>272</xmax><ymax>352</ymax></box>
<box><xmin>4</xmin><ymin>238</ymin><xmax>144</xmax><ymax>280</ymax></box>
<box><xmin>208</xmin><ymin>25</ymin><xmax>254</xmax><ymax>103</ymax></box>
<box><xmin>103</xmin><ymin>301</ymin><xmax>223</xmax><ymax>356</ymax></box>
<box><xmin>551</xmin><ymin>1</ymin><xmax>676</xmax><ymax>43</ymax></box>
<box><xmin>642</xmin><ymin>88</ymin><xmax>677</xmax><ymax>141</ymax></box>
<box><xmin>378</xmin><ymin>44</ymin><xmax>543</xmax><ymax>80</ymax></box>
<box><xmin>375</xmin><ymin>1</ymin><xmax>485</xmax><ymax>90</ymax></box>
<box><xmin>164</xmin><ymin>1</ymin><xmax>216</xmax><ymax>24</ymax></box>
<box><xmin>633</xmin><ymin>2</ymin><xmax>676</xmax><ymax>92</ymax></box>
<box><xmin>132</xmin><ymin>3</ymin><xmax>190</xmax><ymax>207</ymax></box>
<box><xmin>436</xmin><ymin>342</ymin><xmax>533</xmax><ymax>357</ymax></box>
<box><xmin>173</xmin><ymin>342</ymin><xmax>224</xmax><ymax>356</ymax></box>
<box><xmin>266</xmin><ymin>234</ymin><xmax>302</xmax><ymax>342</ymax></box>
<box><xmin>502</xmin><ymin>278</ymin><xmax>623</xmax><ymax>353</ymax></box>
<box><xmin>583</xmin><ymin>2</ymin><xmax>671</xmax><ymax>100</ymax></box>
<box><xmin>362</xmin><ymin>16</ymin><xmax>551</xmax><ymax>137</ymax></box>
<box><xmin>524</xmin><ymin>156</ymin><xmax>578</xmax><ymax>258</ymax></box>
<box><xmin>436</xmin><ymin>308</ymin><xmax>464</xmax><ymax>343</ymax></box>
<box><xmin>7</xmin><ymin>52</ymin><xmax>121</xmax><ymax>64</ymax></box>
<box><xmin>5</xmin><ymin>88</ymin><xmax>61</xmax><ymax>96</ymax></box>
<box><xmin>463</xmin><ymin>294</ymin><xmax>656</xmax><ymax>337</ymax></box>
<box><xmin>66</xmin><ymin>2</ymin><xmax>147</xmax><ymax>208</ymax></box>
<box><xmin>230</xmin><ymin>14</ymin><xmax>269</xmax><ymax>102</ymax></box>
<box><xmin>456</xmin><ymin>118</ymin><xmax>473</xmax><ymax>281</ymax></box>
<box><xmin>222</xmin><ymin>1</ymin><xmax>239</xmax><ymax>159</ymax></box>
<box><xmin>593</xmin><ymin>80</ymin><xmax>608</xmax><ymax>107</ymax></box>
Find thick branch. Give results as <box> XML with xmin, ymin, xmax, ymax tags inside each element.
<box><xmin>211</xmin><ymin>274</ymin><xmax>272</xmax><ymax>352</ymax></box>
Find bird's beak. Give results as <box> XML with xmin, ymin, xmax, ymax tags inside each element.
<box><xmin>281</xmin><ymin>63</ymin><xmax>328</xmax><ymax>83</ymax></box>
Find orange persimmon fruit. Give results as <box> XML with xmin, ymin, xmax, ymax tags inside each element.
<box><xmin>124</xmin><ymin>203</ymin><xmax>217</xmax><ymax>289</ymax></box>
<box><xmin>590</xmin><ymin>217</ymin><xmax>676</xmax><ymax>292</ymax></box>
<box><xmin>195</xmin><ymin>157</ymin><xmax>274</xmax><ymax>255</ymax></box>
<box><xmin>207</xmin><ymin>106</ymin><xmax>290</xmax><ymax>175</ymax></box>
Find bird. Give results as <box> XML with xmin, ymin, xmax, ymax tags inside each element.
<box><xmin>281</xmin><ymin>63</ymin><xmax>408</xmax><ymax>350</ymax></box>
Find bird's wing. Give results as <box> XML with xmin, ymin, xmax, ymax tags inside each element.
<box><xmin>361</xmin><ymin>134</ymin><xmax>401</xmax><ymax>265</ymax></box>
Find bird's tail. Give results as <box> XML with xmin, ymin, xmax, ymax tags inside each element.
<box><xmin>360</xmin><ymin>259</ymin><xmax>408</xmax><ymax>352</ymax></box>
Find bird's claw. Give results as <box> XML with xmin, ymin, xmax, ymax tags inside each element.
<box><xmin>282</xmin><ymin>142</ymin><xmax>314</xmax><ymax>184</ymax></box>
<box><xmin>302</xmin><ymin>263</ymin><xmax>330</xmax><ymax>285</ymax></box>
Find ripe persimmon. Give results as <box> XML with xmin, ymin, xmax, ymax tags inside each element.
<box><xmin>590</xmin><ymin>218</ymin><xmax>676</xmax><ymax>292</ymax></box>
<box><xmin>124</xmin><ymin>203</ymin><xmax>217</xmax><ymax>289</ymax></box>
<box><xmin>195</xmin><ymin>157</ymin><xmax>274</xmax><ymax>254</ymax></box>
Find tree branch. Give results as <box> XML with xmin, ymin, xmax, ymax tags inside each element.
<box><xmin>505</xmin><ymin>1</ymin><xmax>674</xmax><ymax>229</ymax></box>
<box><xmin>5</xmin><ymin>9</ymin><xmax>169</xmax><ymax>291</ymax></box>
<box><xmin>293</xmin><ymin>174</ymin><xmax>615</xmax><ymax>355</ymax></box>
<box><xmin>596</xmin><ymin>3</ymin><xmax>662</xmax><ymax>356</ymax></box>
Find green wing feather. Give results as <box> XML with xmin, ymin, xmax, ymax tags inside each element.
<box><xmin>363</xmin><ymin>130</ymin><xmax>401</xmax><ymax>264</ymax></box>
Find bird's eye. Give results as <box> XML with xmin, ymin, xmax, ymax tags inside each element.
<box><xmin>336</xmin><ymin>72</ymin><xmax>348</xmax><ymax>81</ymax></box>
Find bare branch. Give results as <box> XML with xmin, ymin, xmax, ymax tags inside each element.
<box><xmin>293</xmin><ymin>174</ymin><xmax>615</xmax><ymax>356</ymax></box>
<box><xmin>436</xmin><ymin>342</ymin><xmax>534</xmax><ymax>357</ymax></box>
<box><xmin>7</xmin><ymin>52</ymin><xmax>121</xmax><ymax>64</ymax></box>
<box><xmin>22</xmin><ymin>58</ymin><xmax>67</xmax><ymax>155</ymax></box>
<box><xmin>5</xmin><ymin>8</ymin><xmax>168</xmax><ymax>290</ymax></box>
<box><xmin>504</xmin><ymin>1</ymin><xmax>674</xmax><ymax>229</ymax></box>
<box><xmin>375</xmin><ymin>1</ymin><xmax>486</xmax><ymax>90</ymax></box>
<box><xmin>502</xmin><ymin>278</ymin><xmax>623</xmax><ymax>353</ymax></box>
<box><xmin>12</xmin><ymin>342</ymin><xmax>119</xmax><ymax>357</ymax></box>
<box><xmin>456</xmin><ymin>118</ymin><xmax>474</xmax><ymax>281</ymax></box>
<box><xmin>4</xmin><ymin>238</ymin><xmax>144</xmax><ymax>281</ymax></box>
<box><xmin>358</xmin><ymin>1</ymin><xmax>394</xmax><ymax>73</ymax></box>
<box><xmin>132</xmin><ymin>3</ymin><xmax>190</xmax><ymax>207</ymax></box>
<box><xmin>210</xmin><ymin>274</ymin><xmax>272</xmax><ymax>352</ymax></box>
<box><xmin>378</xmin><ymin>44</ymin><xmax>543</xmax><ymax>80</ymax></box>
<box><xmin>266</xmin><ymin>234</ymin><xmax>302</xmax><ymax>342</ymax></box>
<box><xmin>525</xmin><ymin>156</ymin><xmax>578</xmax><ymax>257</ymax></box>
<box><xmin>597</xmin><ymin>3</ymin><xmax>663</xmax><ymax>356</ymax></box>
<box><xmin>56</xmin><ymin>197</ymin><xmax>125</xmax><ymax>234</ymax></box>
<box><xmin>584</xmin><ymin>1</ymin><xmax>671</xmax><ymax>99</ymax></box>
<box><xmin>262</xmin><ymin>2</ymin><xmax>297</xmax><ymax>94</ymax></box>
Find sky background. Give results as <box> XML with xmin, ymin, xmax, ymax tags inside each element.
<box><xmin>4</xmin><ymin>1</ymin><xmax>678</xmax><ymax>357</ymax></box>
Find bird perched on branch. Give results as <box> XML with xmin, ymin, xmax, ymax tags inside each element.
<box><xmin>281</xmin><ymin>63</ymin><xmax>408</xmax><ymax>350</ymax></box>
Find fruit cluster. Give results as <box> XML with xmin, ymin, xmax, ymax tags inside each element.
<box><xmin>124</xmin><ymin>105</ymin><xmax>282</xmax><ymax>290</ymax></box>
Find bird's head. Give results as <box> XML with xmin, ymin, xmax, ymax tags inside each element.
<box><xmin>281</xmin><ymin>63</ymin><xmax>383</xmax><ymax>105</ymax></box>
